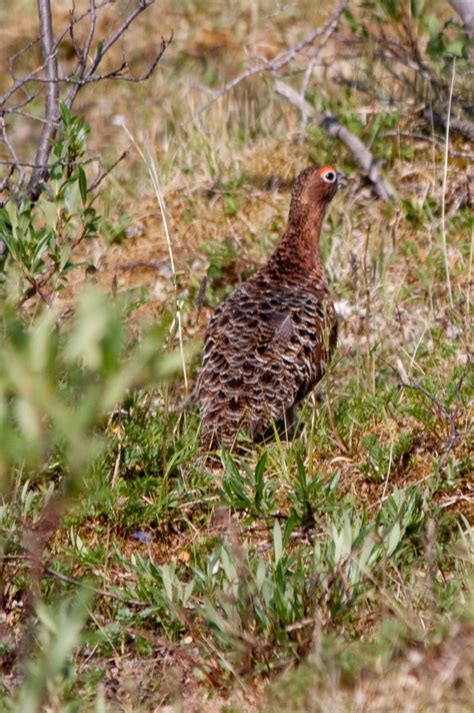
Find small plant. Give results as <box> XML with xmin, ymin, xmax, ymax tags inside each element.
<box><xmin>0</xmin><ymin>106</ymin><xmax>99</xmax><ymax>305</ymax></box>
<box><xmin>217</xmin><ymin>451</ymin><xmax>275</xmax><ymax>519</ymax></box>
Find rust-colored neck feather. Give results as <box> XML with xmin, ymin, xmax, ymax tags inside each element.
<box><xmin>276</xmin><ymin>201</ymin><xmax>326</xmax><ymax>271</ymax></box>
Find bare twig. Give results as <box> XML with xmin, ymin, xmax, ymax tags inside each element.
<box><xmin>320</xmin><ymin>112</ymin><xmax>396</xmax><ymax>201</ymax></box>
<box><xmin>0</xmin><ymin>115</ymin><xmax>25</xmax><ymax>190</ymax></box>
<box><xmin>449</xmin><ymin>0</ymin><xmax>474</xmax><ymax>61</ymax></box>
<box><xmin>422</xmin><ymin>107</ymin><xmax>474</xmax><ymax>144</ymax></box>
<box><xmin>274</xmin><ymin>79</ymin><xmax>313</xmax><ymax>119</ymax></box>
<box><xmin>64</xmin><ymin>0</ymin><xmax>169</xmax><ymax>108</ymax></box>
<box><xmin>88</xmin><ymin>147</ymin><xmax>130</xmax><ymax>192</ymax></box>
<box><xmin>0</xmin><ymin>0</ymin><xmax>170</xmax><ymax>198</ymax></box>
<box><xmin>28</xmin><ymin>0</ymin><xmax>60</xmax><ymax>198</ymax></box>
<box><xmin>194</xmin><ymin>1</ymin><xmax>347</xmax><ymax>120</ymax></box>
<box><xmin>449</xmin><ymin>0</ymin><xmax>474</xmax><ymax>33</ymax></box>
<box><xmin>374</xmin><ymin>44</ymin><xmax>473</xmax><ymax>118</ymax></box>
<box><xmin>274</xmin><ymin>79</ymin><xmax>396</xmax><ymax>202</ymax></box>
<box><xmin>380</xmin><ymin>130</ymin><xmax>474</xmax><ymax>160</ymax></box>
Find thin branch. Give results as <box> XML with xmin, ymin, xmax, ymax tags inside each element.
<box><xmin>0</xmin><ymin>115</ymin><xmax>25</xmax><ymax>189</ymax></box>
<box><xmin>8</xmin><ymin>37</ymin><xmax>41</xmax><ymax>81</ymax></box>
<box><xmin>44</xmin><ymin>566</ymin><xmax>146</xmax><ymax>607</ymax></box>
<box><xmin>380</xmin><ymin>130</ymin><xmax>474</xmax><ymax>160</ymax></box>
<box><xmin>88</xmin><ymin>147</ymin><xmax>130</xmax><ymax>192</ymax></box>
<box><xmin>65</xmin><ymin>0</ymin><xmax>96</xmax><ymax>108</ymax></box>
<box><xmin>28</xmin><ymin>0</ymin><xmax>60</xmax><ymax>198</ymax></box>
<box><xmin>0</xmin><ymin>165</ymin><xmax>14</xmax><ymax>194</ymax></box>
<box><xmin>399</xmin><ymin>379</ymin><xmax>462</xmax><ymax>454</ymax></box>
<box><xmin>0</xmin><ymin>63</ymin><xmax>48</xmax><ymax>109</ymax></box>
<box><xmin>3</xmin><ymin>108</ymin><xmax>48</xmax><ymax>124</ymax></box>
<box><xmin>65</xmin><ymin>0</ymin><xmax>162</xmax><ymax>108</ymax></box>
<box><xmin>274</xmin><ymin>79</ymin><xmax>395</xmax><ymax>202</ymax></box>
<box><xmin>0</xmin><ymin>48</ymin><xmax>170</xmax><ymax>90</ymax></box>
<box><xmin>375</xmin><ymin>44</ymin><xmax>473</xmax><ymax>118</ymax></box>
<box><xmin>448</xmin><ymin>1</ymin><xmax>474</xmax><ymax>36</ymax></box>
<box><xmin>0</xmin><ymin>0</ymin><xmax>170</xmax><ymax>199</ymax></box>
<box><xmin>320</xmin><ymin>112</ymin><xmax>396</xmax><ymax>201</ymax></box>
<box><xmin>422</xmin><ymin>106</ymin><xmax>474</xmax><ymax>144</ymax></box>
<box><xmin>194</xmin><ymin>1</ymin><xmax>347</xmax><ymax>120</ymax></box>
<box><xmin>0</xmin><ymin>156</ymin><xmax>98</xmax><ymax>169</ymax></box>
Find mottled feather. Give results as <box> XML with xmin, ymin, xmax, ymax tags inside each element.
<box><xmin>198</xmin><ymin>165</ymin><xmax>342</xmax><ymax>450</ymax></box>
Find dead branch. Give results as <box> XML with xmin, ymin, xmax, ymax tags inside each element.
<box><xmin>380</xmin><ymin>130</ymin><xmax>474</xmax><ymax>160</ymax></box>
<box><xmin>422</xmin><ymin>107</ymin><xmax>474</xmax><ymax>144</ymax></box>
<box><xmin>274</xmin><ymin>80</ymin><xmax>395</xmax><ymax>202</ymax></box>
<box><xmin>194</xmin><ymin>1</ymin><xmax>347</xmax><ymax>120</ymax></box>
<box><xmin>0</xmin><ymin>116</ymin><xmax>25</xmax><ymax>191</ymax></box>
<box><xmin>27</xmin><ymin>0</ymin><xmax>60</xmax><ymax>199</ymax></box>
<box><xmin>0</xmin><ymin>0</ymin><xmax>170</xmax><ymax>199</ymax></box>
<box><xmin>88</xmin><ymin>147</ymin><xmax>130</xmax><ymax>192</ymax></box>
<box><xmin>320</xmin><ymin>113</ymin><xmax>396</xmax><ymax>201</ymax></box>
<box><xmin>449</xmin><ymin>0</ymin><xmax>474</xmax><ymax>45</ymax></box>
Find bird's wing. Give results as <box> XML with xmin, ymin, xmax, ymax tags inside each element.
<box><xmin>249</xmin><ymin>291</ymin><xmax>338</xmax><ymax>433</ymax></box>
<box><xmin>198</xmin><ymin>279</ymin><xmax>337</xmax><ymax>445</ymax></box>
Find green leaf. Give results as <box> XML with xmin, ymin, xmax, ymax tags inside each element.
<box><xmin>78</xmin><ymin>166</ymin><xmax>88</xmax><ymax>204</ymax></box>
<box><xmin>410</xmin><ymin>0</ymin><xmax>424</xmax><ymax>18</ymax></box>
<box><xmin>343</xmin><ymin>8</ymin><xmax>358</xmax><ymax>33</ymax></box>
<box><xmin>160</xmin><ymin>563</ymin><xmax>173</xmax><ymax>601</ymax></box>
<box><xmin>59</xmin><ymin>102</ymin><xmax>72</xmax><ymax>127</ymax></box>
<box><xmin>386</xmin><ymin>521</ymin><xmax>401</xmax><ymax>557</ymax></box>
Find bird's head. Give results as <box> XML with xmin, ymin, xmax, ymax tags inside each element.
<box><xmin>288</xmin><ymin>165</ymin><xmax>344</xmax><ymax>231</ymax></box>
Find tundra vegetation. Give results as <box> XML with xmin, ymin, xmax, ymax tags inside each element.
<box><xmin>0</xmin><ymin>1</ymin><xmax>472</xmax><ymax>711</ymax></box>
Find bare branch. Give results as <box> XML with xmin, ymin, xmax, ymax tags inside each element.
<box><xmin>399</xmin><ymin>379</ymin><xmax>463</xmax><ymax>454</ymax></box>
<box><xmin>65</xmin><ymin>0</ymin><xmax>162</xmax><ymax>108</ymax></box>
<box><xmin>274</xmin><ymin>79</ymin><xmax>313</xmax><ymax>120</ymax></box>
<box><xmin>0</xmin><ymin>1</ymin><xmax>170</xmax><ymax>200</ymax></box>
<box><xmin>0</xmin><ymin>63</ymin><xmax>48</xmax><ymax>110</ymax></box>
<box><xmin>0</xmin><ymin>156</ymin><xmax>97</xmax><ymax>169</ymax></box>
<box><xmin>88</xmin><ymin>147</ymin><xmax>130</xmax><ymax>192</ymax></box>
<box><xmin>449</xmin><ymin>0</ymin><xmax>474</xmax><ymax>35</ymax></box>
<box><xmin>321</xmin><ymin>112</ymin><xmax>396</xmax><ymax>201</ymax></box>
<box><xmin>381</xmin><ymin>130</ymin><xmax>474</xmax><ymax>160</ymax></box>
<box><xmin>0</xmin><ymin>115</ymin><xmax>25</xmax><ymax>190</ymax></box>
<box><xmin>27</xmin><ymin>0</ymin><xmax>60</xmax><ymax>198</ymax></box>
<box><xmin>422</xmin><ymin>107</ymin><xmax>474</xmax><ymax>143</ymax></box>
<box><xmin>65</xmin><ymin>0</ymin><xmax>98</xmax><ymax>109</ymax></box>
<box><xmin>0</xmin><ymin>165</ymin><xmax>14</xmax><ymax>194</ymax></box>
<box><xmin>195</xmin><ymin>1</ymin><xmax>347</xmax><ymax>120</ymax></box>
<box><xmin>274</xmin><ymin>79</ymin><xmax>396</xmax><ymax>202</ymax></box>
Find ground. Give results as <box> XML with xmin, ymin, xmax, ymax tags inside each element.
<box><xmin>0</xmin><ymin>1</ymin><xmax>473</xmax><ymax>711</ymax></box>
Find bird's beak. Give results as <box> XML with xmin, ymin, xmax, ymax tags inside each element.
<box><xmin>337</xmin><ymin>171</ymin><xmax>348</xmax><ymax>189</ymax></box>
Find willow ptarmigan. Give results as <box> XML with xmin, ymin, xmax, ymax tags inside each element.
<box><xmin>198</xmin><ymin>165</ymin><xmax>343</xmax><ymax>450</ymax></box>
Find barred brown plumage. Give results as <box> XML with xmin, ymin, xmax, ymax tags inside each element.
<box><xmin>197</xmin><ymin>165</ymin><xmax>343</xmax><ymax>451</ymax></box>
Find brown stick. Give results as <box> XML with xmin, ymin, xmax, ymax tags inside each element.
<box><xmin>274</xmin><ymin>80</ymin><xmax>396</xmax><ymax>202</ymax></box>
<box><xmin>194</xmin><ymin>1</ymin><xmax>347</xmax><ymax>121</ymax></box>
<box><xmin>0</xmin><ymin>1</ymin><xmax>170</xmax><ymax>198</ymax></box>
<box><xmin>422</xmin><ymin>107</ymin><xmax>474</xmax><ymax>144</ymax></box>
<box><xmin>27</xmin><ymin>0</ymin><xmax>60</xmax><ymax>199</ymax></box>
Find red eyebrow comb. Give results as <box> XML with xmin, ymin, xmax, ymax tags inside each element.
<box><xmin>319</xmin><ymin>166</ymin><xmax>335</xmax><ymax>175</ymax></box>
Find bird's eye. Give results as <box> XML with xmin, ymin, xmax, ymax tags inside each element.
<box><xmin>322</xmin><ymin>171</ymin><xmax>336</xmax><ymax>184</ymax></box>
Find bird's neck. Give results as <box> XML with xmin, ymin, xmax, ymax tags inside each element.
<box><xmin>277</xmin><ymin>206</ymin><xmax>326</xmax><ymax>271</ymax></box>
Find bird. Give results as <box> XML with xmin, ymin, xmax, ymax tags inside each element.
<box><xmin>197</xmin><ymin>165</ymin><xmax>343</xmax><ymax>451</ymax></box>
